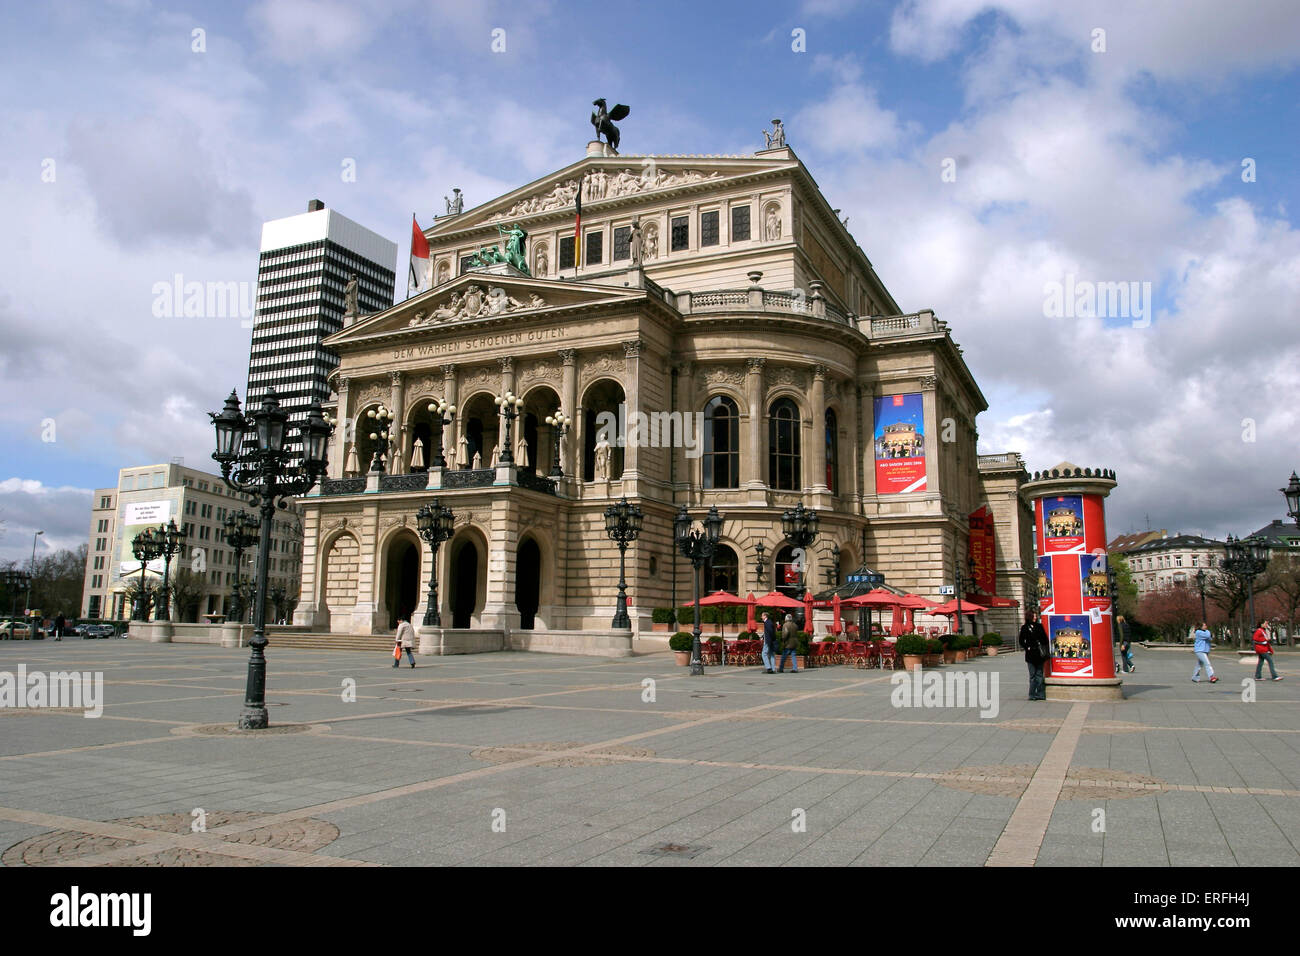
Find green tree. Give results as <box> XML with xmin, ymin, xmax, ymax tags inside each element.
<box><xmin>1107</xmin><ymin>552</ymin><xmax>1139</xmax><ymax>619</ymax></box>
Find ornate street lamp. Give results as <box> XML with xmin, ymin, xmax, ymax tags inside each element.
<box><xmin>545</xmin><ymin>409</ymin><xmax>572</xmax><ymax>477</ymax></box>
<box><xmin>3</xmin><ymin>568</ymin><xmax>31</xmax><ymax>640</ymax></box>
<box><xmin>822</xmin><ymin>543</ymin><xmax>842</xmax><ymax>587</ymax></box>
<box><xmin>604</xmin><ymin>496</ymin><xmax>644</xmax><ymax>628</ymax></box>
<box><xmin>223</xmin><ymin>508</ymin><xmax>259</xmax><ymax>624</ymax></box>
<box><xmin>1195</xmin><ymin>568</ymin><xmax>1208</xmax><ymax>621</ymax></box>
<box><xmin>494</xmin><ymin>391</ymin><xmax>524</xmax><ymax>464</ymax></box>
<box><xmin>366</xmin><ymin>405</ymin><xmax>394</xmax><ymax>473</ymax></box>
<box><xmin>130</xmin><ymin>529</ymin><xmax>162</xmax><ymax>621</ymax></box>
<box><xmin>675</xmin><ymin>504</ymin><xmax>723</xmax><ymax>676</ymax></box>
<box><xmin>1223</xmin><ymin>533</ymin><xmax>1270</xmax><ymax>631</ymax></box>
<box><xmin>753</xmin><ymin>541</ymin><xmax>766</xmax><ymax>588</ymax></box>
<box><xmin>780</xmin><ymin>504</ymin><xmax>819</xmax><ymax>594</ymax></box>
<box><xmin>427</xmin><ymin>399</ymin><xmax>457</xmax><ymax>468</ymax></box>
<box><xmin>1282</xmin><ymin>471</ymin><xmax>1300</xmax><ymax>529</ymax></box>
<box><xmin>416</xmin><ymin>500</ymin><xmax>456</xmax><ymax>626</ymax></box>
<box><xmin>209</xmin><ymin>387</ymin><xmax>332</xmax><ymax>729</ymax></box>
<box><xmin>153</xmin><ymin>519</ymin><xmax>187</xmax><ymax>621</ymax></box>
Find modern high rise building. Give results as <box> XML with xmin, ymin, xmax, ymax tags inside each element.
<box><xmin>245</xmin><ymin>199</ymin><xmax>397</xmax><ymax>453</ymax></box>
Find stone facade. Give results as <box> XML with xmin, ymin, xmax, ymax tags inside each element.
<box><xmin>292</xmin><ymin>146</ymin><xmax>1035</xmax><ymax>642</ymax></box>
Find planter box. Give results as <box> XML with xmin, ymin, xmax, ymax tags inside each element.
<box><xmin>673</xmin><ymin>651</ymin><xmax>691</xmax><ymax>666</ymax></box>
<box><xmin>986</xmin><ymin>646</ymin><xmax>999</xmax><ymax>656</ymax></box>
<box><xmin>652</xmin><ymin>622</ymin><xmax>673</xmax><ymax>632</ymax></box>
<box><xmin>903</xmin><ymin>654</ymin><xmax>924</xmax><ymax>671</ymax></box>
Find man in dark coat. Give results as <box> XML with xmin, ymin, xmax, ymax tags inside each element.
<box><xmin>777</xmin><ymin>614</ymin><xmax>800</xmax><ymax>673</ymax></box>
<box><xmin>760</xmin><ymin>611</ymin><xmax>777</xmax><ymax>674</ymax></box>
<box><xmin>1018</xmin><ymin>612</ymin><xmax>1049</xmax><ymax>700</ymax></box>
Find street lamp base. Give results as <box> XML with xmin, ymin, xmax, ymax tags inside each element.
<box><xmin>238</xmin><ymin>707</ymin><xmax>269</xmax><ymax>730</ymax></box>
<box><xmin>612</xmin><ymin>611</ymin><xmax>630</xmax><ymax>629</ymax></box>
<box><xmin>689</xmin><ymin>659</ymin><xmax>705</xmax><ymax>676</ymax></box>
<box><xmin>423</xmin><ymin>610</ymin><xmax>442</xmax><ymax>627</ymax></box>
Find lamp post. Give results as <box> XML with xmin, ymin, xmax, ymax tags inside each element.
<box><xmin>3</xmin><ymin>568</ymin><xmax>30</xmax><ymax>640</ymax></box>
<box><xmin>675</xmin><ymin>505</ymin><xmax>723</xmax><ymax>676</ymax></box>
<box><xmin>26</xmin><ymin>529</ymin><xmax>43</xmax><ymax>620</ymax></box>
<box><xmin>223</xmin><ymin>509</ymin><xmax>259</xmax><ymax>624</ymax></box>
<box><xmin>604</xmin><ymin>497</ymin><xmax>643</xmax><ymax>629</ymax></box>
<box><xmin>545</xmin><ymin>409</ymin><xmax>571</xmax><ymax>477</ymax></box>
<box><xmin>416</xmin><ymin>500</ymin><xmax>455</xmax><ymax>626</ymax></box>
<box><xmin>494</xmin><ymin>391</ymin><xmax>524</xmax><ymax>464</ymax></box>
<box><xmin>1195</xmin><ymin>568</ymin><xmax>1208</xmax><ymax>621</ymax></box>
<box><xmin>780</xmin><ymin>504</ymin><xmax>819</xmax><ymax>595</ymax></box>
<box><xmin>366</xmin><ymin>405</ymin><xmax>394</xmax><ymax>473</ymax></box>
<box><xmin>753</xmin><ymin>541</ymin><xmax>766</xmax><ymax>588</ymax></box>
<box><xmin>1223</xmin><ymin>533</ymin><xmax>1270</xmax><ymax>632</ymax></box>
<box><xmin>1283</xmin><ymin>471</ymin><xmax>1300</xmax><ymax>529</ymax></box>
<box><xmin>954</xmin><ymin>547</ymin><xmax>975</xmax><ymax>635</ymax></box>
<box><xmin>427</xmin><ymin>399</ymin><xmax>457</xmax><ymax>468</ymax></box>
<box><xmin>209</xmin><ymin>387</ymin><xmax>332</xmax><ymax>730</ymax></box>
<box><xmin>131</xmin><ymin>529</ymin><xmax>162</xmax><ymax>621</ymax></box>
<box><xmin>153</xmin><ymin>519</ymin><xmax>186</xmax><ymax>621</ymax></box>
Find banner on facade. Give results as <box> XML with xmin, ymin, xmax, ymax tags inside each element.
<box><xmin>873</xmin><ymin>393</ymin><xmax>926</xmax><ymax>494</ymax></box>
<box><xmin>968</xmin><ymin>505</ymin><xmax>997</xmax><ymax>594</ymax></box>
<box><xmin>117</xmin><ymin>499</ymin><xmax>173</xmax><ymax>577</ymax></box>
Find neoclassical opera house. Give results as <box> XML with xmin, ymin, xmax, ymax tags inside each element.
<box><xmin>292</xmin><ymin>135</ymin><xmax>1036</xmax><ymax>653</ymax></box>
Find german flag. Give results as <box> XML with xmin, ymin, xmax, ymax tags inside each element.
<box><xmin>573</xmin><ymin>177</ymin><xmax>583</xmax><ymax>271</ymax></box>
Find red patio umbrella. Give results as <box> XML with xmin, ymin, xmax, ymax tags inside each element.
<box><xmin>745</xmin><ymin>592</ymin><xmax>757</xmax><ymax>632</ymax></box>
<box><xmin>842</xmin><ymin>590</ymin><xmax>903</xmax><ymax>637</ymax></box>
<box><xmin>753</xmin><ymin>590</ymin><xmax>805</xmax><ymax>609</ymax></box>
<box><xmin>928</xmin><ymin>599</ymin><xmax>989</xmax><ymax>616</ymax></box>
<box><xmin>697</xmin><ymin>590</ymin><xmax>744</xmax><ymax>642</ymax></box>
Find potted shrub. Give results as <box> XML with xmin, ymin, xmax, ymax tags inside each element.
<box><xmin>896</xmin><ymin>633</ymin><xmax>927</xmax><ymax>671</ymax></box>
<box><xmin>924</xmin><ymin>637</ymin><xmax>944</xmax><ymax>666</ymax></box>
<box><xmin>796</xmin><ymin>631</ymin><xmax>812</xmax><ymax>669</ymax></box>
<box><xmin>652</xmin><ymin>608</ymin><xmax>676</xmax><ymax>632</ymax></box>
<box><xmin>941</xmin><ymin>637</ymin><xmax>958</xmax><ymax>664</ymax></box>
<box><xmin>669</xmin><ymin>631</ymin><xmax>694</xmax><ymax>666</ymax></box>
<box><xmin>983</xmin><ymin>633</ymin><xmax>1003</xmax><ymax>656</ymax></box>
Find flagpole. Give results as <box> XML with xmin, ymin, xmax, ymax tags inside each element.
<box><xmin>407</xmin><ymin>210</ymin><xmax>415</xmax><ymax>301</ymax></box>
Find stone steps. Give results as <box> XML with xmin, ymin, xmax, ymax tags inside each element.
<box><xmin>265</xmin><ymin>632</ymin><xmax>396</xmax><ymax>652</ymax></box>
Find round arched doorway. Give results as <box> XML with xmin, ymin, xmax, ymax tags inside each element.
<box><xmin>383</xmin><ymin>535</ymin><xmax>421</xmax><ymax>630</ymax></box>
<box><xmin>515</xmin><ymin>538</ymin><xmax>541</xmax><ymax>629</ymax></box>
<box><xmin>451</xmin><ymin>538</ymin><xmax>480</xmax><ymax>628</ymax></box>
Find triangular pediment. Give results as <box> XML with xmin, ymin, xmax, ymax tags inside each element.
<box><xmin>323</xmin><ymin>270</ymin><xmax>648</xmax><ymax>348</ymax></box>
<box><xmin>429</xmin><ymin>153</ymin><xmax>798</xmax><ymax>237</ymax></box>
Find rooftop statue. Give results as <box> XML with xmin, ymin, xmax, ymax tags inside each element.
<box><xmin>497</xmin><ymin>222</ymin><xmax>530</xmax><ymax>275</ymax></box>
<box><xmin>591</xmin><ymin>98</ymin><xmax>630</xmax><ymax>154</ymax></box>
<box><xmin>762</xmin><ymin>118</ymin><xmax>786</xmax><ymax>149</ymax></box>
<box><xmin>444</xmin><ymin>187</ymin><xmax>464</xmax><ymax>215</ymax></box>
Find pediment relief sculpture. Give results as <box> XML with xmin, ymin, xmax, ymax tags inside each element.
<box><xmin>488</xmin><ymin>168</ymin><xmax>725</xmax><ymax>222</ymax></box>
<box><xmin>407</xmin><ymin>285</ymin><xmax>547</xmax><ymax>327</ymax></box>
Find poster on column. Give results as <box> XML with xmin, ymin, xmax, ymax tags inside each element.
<box><xmin>873</xmin><ymin>393</ymin><xmax>926</xmax><ymax>494</ymax></box>
<box><xmin>1047</xmin><ymin>614</ymin><xmax>1093</xmax><ymax>676</ymax></box>
<box><xmin>1040</xmin><ymin>494</ymin><xmax>1085</xmax><ymax>553</ymax></box>
<box><xmin>1080</xmin><ymin>550</ymin><xmax>1112</xmax><ymax>615</ymax></box>
<box><xmin>1036</xmin><ymin>556</ymin><xmax>1055</xmax><ymax>615</ymax></box>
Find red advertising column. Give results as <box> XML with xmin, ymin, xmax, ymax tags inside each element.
<box><xmin>1023</xmin><ymin>462</ymin><xmax>1123</xmax><ymax>701</ymax></box>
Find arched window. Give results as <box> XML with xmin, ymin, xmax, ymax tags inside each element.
<box><xmin>768</xmin><ymin>398</ymin><xmax>801</xmax><ymax>490</ymax></box>
<box><xmin>702</xmin><ymin>395</ymin><xmax>739</xmax><ymax>489</ymax></box>
<box><xmin>825</xmin><ymin>408</ymin><xmax>838</xmax><ymax>494</ymax></box>
<box><xmin>707</xmin><ymin>545</ymin><xmax>738</xmax><ymax>594</ymax></box>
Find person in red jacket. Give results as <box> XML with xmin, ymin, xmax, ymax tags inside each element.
<box><xmin>1253</xmin><ymin>622</ymin><xmax>1283</xmax><ymax>681</ymax></box>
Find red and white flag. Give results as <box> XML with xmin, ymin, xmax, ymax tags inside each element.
<box><xmin>408</xmin><ymin>214</ymin><xmax>430</xmax><ymax>296</ymax></box>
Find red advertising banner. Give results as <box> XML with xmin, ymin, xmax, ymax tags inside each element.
<box><xmin>1034</xmin><ymin>493</ymin><xmax>1115</xmax><ymax>678</ymax></box>
<box><xmin>968</xmin><ymin>506</ymin><xmax>997</xmax><ymax>595</ymax></box>
<box><xmin>873</xmin><ymin>393</ymin><xmax>926</xmax><ymax>494</ymax></box>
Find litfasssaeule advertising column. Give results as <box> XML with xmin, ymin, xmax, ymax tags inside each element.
<box><xmin>1023</xmin><ymin>462</ymin><xmax>1123</xmax><ymax>701</ymax></box>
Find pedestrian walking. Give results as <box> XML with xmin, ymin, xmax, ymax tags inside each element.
<box><xmin>1191</xmin><ymin>621</ymin><xmax>1217</xmax><ymax>683</ymax></box>
<box><xmin>54</xmin><ymin>613</ymin><xmax>65</xmax><ymax>641</ymax></box>
<box><xmin>1018</xmin><ymin>612</ymin><xmax>1049</xmax><ymax>700</ymax></box>
<box><xmin>1253</xmin><ymin>621</ymin><xmax>1283</xmax><ymax>681</ymax></box>
<box><xmin>1115</xmin><ymin>614</ymin><xmax>1134</xmax><ymax>674</ymax></box>
<box><xmin>777</xmin><ymin>613</ymin><xmax>800</xmax><ymax>672</ymax></box>
<box><xmin>760</xmin><ymin>611</ymin><xmax>777</xmax><ymax>674</ymax></box>
<box><xmin>393</xmin><ymin>614</ymin><xmax>416</xmax><ymax>668</ymax></box>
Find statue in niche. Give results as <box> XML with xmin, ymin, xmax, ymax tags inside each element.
<box><xmin>629</xmin><ymin>218</ymin><xmax>643</xmax><ymax>267</ymax></box>
<box><xmin>594</xmin><ymin>438</ymin><xmax>611</xmax><ymax>481</ymax></box>
<box><xmin>535</xmin><ymin>248</ymin><xmax>548</xmax><ymax>277</ymax></box>
<box><xmin>643</xmin><ymin>223</ymin><xmax>658</xmax><ymax>260</ymax></box>
<box><xmin>765</xmin><ymin>206</ymin><xmax>782</xmax><ymax>241</ymax></box>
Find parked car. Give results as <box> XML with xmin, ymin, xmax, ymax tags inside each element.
<box><xmin>85</xmin><ymin>624</ymin><xmax>116</xmax><ymax>639</ymax></box>
<box><xmin>73</xmin><ymin>623</ymin><xmax>90</xmax><ymax>636</ymax></box>
<box><xmin>1</xmin><ymin>620</ymin><xmax>33</xmax><ymax>638</ymax></box>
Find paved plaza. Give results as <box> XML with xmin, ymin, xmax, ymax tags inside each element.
<box><xmin>0</xmin><ymin>638</ymin><xmax>1296</xmax><ymax>867</ymax></box>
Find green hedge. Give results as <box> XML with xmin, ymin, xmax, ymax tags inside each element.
<box><xmin>896</xmin><ymin>634</ymin><xmax>928</xmax><ymax>655</ymax></box>
<box><xmin>652</xmin><ymin>607</ymin><xmax>676</xmax><ymax>624</ymax></box>
<box><xmin>982</xmin><ymin>633</ymin><xmax>1003</xmax><ymax>646</ymax></box>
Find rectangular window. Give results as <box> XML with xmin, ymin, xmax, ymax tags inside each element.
<box><xmin>586</xmin><ymin>231</ymin><xmax>603</xmax><ymax>266</ymax></box>
<box><xmin>100</xmin><ymin>496</ymin><xmax>112</xmax><ymax>508</ymax></box>
<box><xmin>559</xmin><ymin>236</ymin><xmax>575</xmax><ymax>269</ymax></box>
<box><xmin>701</xmin><ymin>210</ymin><xmax>719</xmax><ymax>247</ymax></box>
<box><xmin>88</xmin><ymin>596</ymin><xmax>101</xmax><ymax>618</ymax></box>
<box><xmin>731</xmin><ymin>205</ymin><xmax>751</xmax><ymax>241</ymax></box>
<box><xmin>459</xmin><ymin>255</ymin><xmax>475</xmax><ymax>275</ymax></box>
<box><xmin>152</xmin><ymin>473</ymin><xmax>164</xmax><ymax>488</ymax></box>
<box><xmin>671</xmin><ymin>215</ymin><xmax>689</xmax><ymax>251</ymax></box>
<box><xmin>613</xmin><ymin>225</ymin><xmax>630</xmax><ymax>261</ymax></box>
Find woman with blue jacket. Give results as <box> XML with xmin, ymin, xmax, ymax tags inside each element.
<box><xmin>1192</xmin><ymin>621</ymin><xmax>1217</xmax><ymax>683</ymax></box>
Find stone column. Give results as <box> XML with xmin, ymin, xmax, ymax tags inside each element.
<box><xmin>333</xmin><ymin>376</ymin><xmax>351</xmax><ymax>479</ymax></box>
<box><xmin>389</xmin><ymin>371</ymin><xmax>405</xmax><ymax>474</ymax></box>
<box><xmin>810</xmin><ymin>365</ymin><xmax>829</xmax><ymax>496</ymax></box>
<box><xmin>860</xmin><ymin>383</ymin><xmax>875</xmax><ymax>500</ymax></box>
<box><xmin>744</xmin><ymin>358</ymin><xmax>766</xmax><ymax>501</ymax></box>
<box><xmin>559</xmin><ymin>349</ymin><xmax>577</xmax><ymax>477</ymax></box>
<box><xmin>674</xmin><ymin>362</ymin><xmax>693</xmax><ymax>495</ymax></box>
<box><xmin>845</xmin><ymin>381</ymin><xmax>860</xmax><ymax>507</ymax></box>
<box><xmin>622</xmin><ymin>339</ymin><xmax>642</xmax><ymax>484</ymax></box>
<box><xmin>920</xmin><ymin>375</ymin><xmax>939</xmax><ymax>497</ymax></box>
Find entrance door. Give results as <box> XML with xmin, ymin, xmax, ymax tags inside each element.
<box><xmin>515</xmin><ymin>539</ymin><xmax>541</xmax><ymax>629</ymax></box>
<box><xmin>386</xmin><ymin>538</ymin><xmax>420</xmax><ymax>630</ymax></box>
<box><xmin>452</xmin><ymin>540</ymin><xmax>478</xmax><ymax>628</ymax></box>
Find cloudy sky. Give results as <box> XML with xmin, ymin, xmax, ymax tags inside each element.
<box><xmin>2</xmin><ymin>0</ymin><xmax>1298</xmax><ymax>563</ymax></box>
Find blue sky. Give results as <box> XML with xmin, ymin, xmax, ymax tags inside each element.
<box><xmin>1</xmin><ymin>0</ymin><xmax>1298</xmax><ymax>561</ymax></box>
